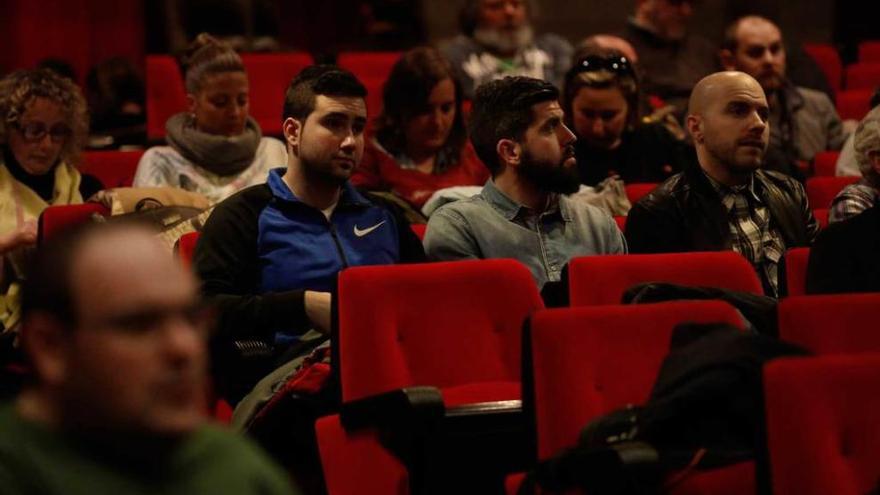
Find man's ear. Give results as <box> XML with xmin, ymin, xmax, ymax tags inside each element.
<box><xmin>686</xmin><ymin>114</ymin><xmax>704</xmax><ymax>144</ymax></box>
<box><xmin>496</xmin><ymin>138</ymin><xmax>522</xmax><ymax>168</ymax></box>
<box><xmin>20</xmin><ymin>314</ymin><xmax>71</xmax><ymax>387</ymax></box>
<box><xmin>719</xmin><ymin>49</ymin><xmax>737</xmax><ymax>71</ymax></box>
<box><xmin>282</xmin><ymin>117</ymin><xmax>302</xmax><ymax>154</ymax></box>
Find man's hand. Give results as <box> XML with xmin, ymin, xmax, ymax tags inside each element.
<box><xmin>0</xmin><ymin>221</ymin><xmax>37</xmax><ymax>254</ymax></box>
<box><xmin>304</xmin><ymin>290</ymin><xmax>332</xmax><ymax>334</ymax></box>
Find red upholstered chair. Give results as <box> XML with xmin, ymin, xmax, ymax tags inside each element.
<box><xmin>145</xmin><ymin>55</ymin><xmax>187</xmax><ymax>141</ymax></box>
<box><xmin>806</xmin><ymin>176</ymin><xmax>860</xmax><ymax>209</ymax></box>
<box><xmin>37</xmin><ymin>203</ymin><xmax>110</xmax><ymax>244</ymax></box>
<box><xmin>858</xmin><ymin>40</ymin><xmax>880</xmax><ymax>63</ymax></box>
<box><xmin>803</xmin><ymin>43</ymin><xmax>843</xmax><ymax>95</ymax></box>
<box><xmin>845</xmin><ymin>62</ymin><xmax>880</xmax><ymax>90</ymax></box>
<box><xmin>240</xmin><ymin>52</ymin><xmax>314</xmax><ymax>136</ymax></box>
<box><xmin>337</xmin><ymin>51</ymin><xmax>402</xmax><ymax>118</ymax></box>
<box><xmin>812</xmin><ymin>150</ymin><xmax>841</xmax><ymax>177</ymax></box>
<box><xmin>409</xmin><ymin>223</ymin><xmax>427</xmax><ymax>240</ymax></box>
<box><xmin>80</xmin><ymin>150</ymin><xmax>145</xmax><ymax>189</ymax></box>
<box><xmin>836</xmin><ymin>89</ymin><xmax>874</xmax><ymax>120</ymax></box>
<box><xmin>568</xmin><ymin>252</ymin><xmax>763</xmax><ymax>306</ymax></box>
<box><xmin>782</xmin><ymin>247</ymin><xmax>810</xmax><ymax>297</ymax></box>
<box><xmin>316</xmin><ymin>259</ymin><xmax>544</xmax><ymax>495</ymax></box>
<box><xmin>613</xmin><ymin>215</ymin><xmax>627</xmax><ymax>233</ymax></box>
<box><xmin>175</xmin><ymin>231</ymin><xmax>200</xmax><ymax>268</ymax></box>
<box><xmin>514</xmin><ymin>301</ymin><xmax>750</xmax><ymax>494</ymax></box>
<box><xmin>777</xmin><ymin>293</ymin><xmax>880</xmax><ymax>354</ymax></box>
<box><xmin>625</xmin><ymin>182</ymin><xmax>658</xmax><ymax>204</ymax></box>
<box><xmin>765</xmin><ymin>354</ymin><xmax>880</xmax><ymax>495</ymax></box>
<box><xmin>813</xmin><ymin>208</ymin><xmax>830</xmax><ymax>229</ymax></box>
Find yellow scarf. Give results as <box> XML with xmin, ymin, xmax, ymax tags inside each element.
<box><xmin>0</xmin><ymin>161</ymin><xmax>83</xmax><ymax>333</ymax></box>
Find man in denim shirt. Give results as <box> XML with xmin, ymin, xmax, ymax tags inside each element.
<box><xmin>424</xmin><ymin>76</ymin><xmax>626</xmax><ymax>289</ymax></box>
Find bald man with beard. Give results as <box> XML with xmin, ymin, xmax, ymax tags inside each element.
<box><xmin>626</xmin><ymin>71</ymin><xmax>819</xmax><ymax>297</ymax></box>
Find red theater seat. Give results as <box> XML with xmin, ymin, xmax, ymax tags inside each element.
<box><xmin>37</xmin><ymin>203</ymin><xmax>110</xmax><ymax>244</ymax></box>
<box><xmin>782</xmin><ymin>247</ymin><xmax>810</xmax><ymax>297</ymax></box>
<box><xmin>845</xmin><ymin>62</ymin><xmax>880</xmax><ymax>90</ymax></box>
<box><xmin>175</xmin><ymin>231</ymin><xmax>200</xmax><ymax>268</ymax></box>
<box><xmin>765</xmin><ymin>355</ymin><xmax>880</xmax><ymax>495</ymax></box>
<box><xmin>806</xmin><ymin>176</ymin><xmax>860</xmax><ymax>210</ymax></box>
<box><xmin>241</xmin><ymin>52</ymin><xmax>313</xmax><ymax>135</ymax></box>
<box><xmin>777</xmin><ymin>293</ymin><xmax>880</xmax><ymax>354</ymax></box>
<box><xmin>145</xmin><ymin>55</ymin><xmax>187</xmax><ymax>141</ymax></box>
<box><xmin>625</xmin><ymin>183</ymin><xmax>658</xmax><ymax>204</ymax></box>
<box><xmin>803</xmin><ymin>43</ymin><xmax>843</xmax><ymax>94</ymax></box>
<box><xmin>813</xmin><ymin>208</ymin><xmax>830</xmax><ymax>229</ymax></box>
<box><xmin>858</xmin><ymin>40</ymin><xmax>880</xmax><ymax>63</ymax></box>
<box><xmin>568</xmin><ymin>252</ymin><xmax>763</xmax><ymax>306</ymax></box>
<box><xmin>80</xmin><ymin>150</ymin><xmax>145</xmax><ymax>189</ymax></box>
<box><xmin>836</xmin><ymin>89</ymin><xmax>874</xmax><ymax>120</ymax></box>
<box><xmin>316</xmin><ymin>259</ymin><xmax>544</xmax><ymax>495</ymax></box>
<box><xmin>516</xmin><ymin>302</ymin><xmax>750</xmax><ymax>494</ymax></box>
<box><xmin>812</xmin><ymin>150</ymin><xmax>841</xmax><ymax>177</ymax></box>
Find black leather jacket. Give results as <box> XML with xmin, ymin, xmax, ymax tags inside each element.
<box><xmin>626</xmin><ymin>163</ymin><xmax>820</xmax><ymax>254</ymax></box>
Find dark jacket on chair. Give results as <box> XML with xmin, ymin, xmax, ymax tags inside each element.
<box><xmin>625</xmin><ymin>162</ymin><xmax>820</xmax><ymax>255</ymax></box>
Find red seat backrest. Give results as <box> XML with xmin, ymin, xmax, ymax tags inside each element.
<box><xmin>836</xmin><ymin>89</ymin><xmax>874</xmax><ymax>120</ymax></box>
<box><xmin>845</xmin><ymin>62</ymin><xmax>880</xmax><ymax>91</ymax></box>
<box><xmin>529</xmin><ymin>301</ymin><xmax>745</xmax><ymax>459</ymax></box>
<box><xmin>765</xmin><ymin>354</ymin><xmax>880</xmax><ymax>495</ymax></box>
<box><xmin>812</xmin><ymin>150</ymin><xmax>841</xmax><ymax>177</ymax></box>
<box><xmin>145</xmin><ymin>55</ymin><xmax>188</xmax><ymax>141</ymax></box>
<box><xmin>624</xmin><ymin>183</ymin><xmax>658</xmax><ymax>204</ymax></box>
<box><xmin>813</xmin><ymin>208</ymin><xmax>830</xmax><ymax>229</ymax></box>
<box><xmin>175</xmin><ymin>231</ymin><xmax>200</xmax><ymax>268</ymax></box>
<box><xmin>806</xmin><ymin>176</ymin><xmax>860</xmax><ymax>209</ymax></box>
<box><xmin>337</xmin><ymin>52</ymin><xmax>402</xmax><ymax>119</ymax></box>
<box><xmin>80</xmin><ymin>150</ymin><xmax>145</xmax><ymax>189</ymax></box>
<box><xmin>858</xmin><ymin>41</ymin><xmax>880</xmax><ymax>63</ymax></box>
<box><xmin>803</xmin><ymin>43</ymin><xmax>843</xmax><ymax>95</ymax></box>
<box><xmin>783</xmin><ymin>247</ymin><xmax>810</xmax><ymax>297</ymax></box>
<box><xmin>568</xmin><ymin>252</ymin><xmax>764</xmax><ymax>306</ymax></box>
<box><xmin>778</xmin><ymin>294</ymin><xmax>880</xmax><ymax>354</ymax></box>
<box><xmin>37</xmin><ymin>203</ymin><xmax>110</xmax><ymax>244</ymax></box>
<box><xmin>409</xmin><ymin>223</ymin><xmax>427</xmax><ymax>240</ymax></box>
<box><xmin>337</xmin><ymin>259</ymin><xmax>543</xmax><ymax>404</ymax></box>
<box><xmin>240</xmin><ymin>52</ymin><xmax>314</xmax><ymax>136</ymax></box>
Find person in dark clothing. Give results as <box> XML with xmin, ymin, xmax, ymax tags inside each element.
<box><xmin>194</xmin><ymin>65</ymin><xmax>424</xmax><ymax>400</ymax></box>
<box><xmin>806</xmin><ymin>204</ymin><xmax>880</xmax><ymax>294</ymax></box>
<box><xmin>562</xmin><ymin>47</ymin><xmax>695</xmax><ymax>186</ymax></box>
<box><xmin>626</xmin><ymin>71</ymin><xmax>819</xmax><ymax>297</ymax></box>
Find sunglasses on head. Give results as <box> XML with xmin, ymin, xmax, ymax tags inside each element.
<box><xmin>14</xmin><ymin>121</ymin><xmax>72</xmax><ymax>143</ymax></box>
<box><xmin>568</xmin><ymin>55</ymin><xmax>635</xmax><ymax>79</ymax></box>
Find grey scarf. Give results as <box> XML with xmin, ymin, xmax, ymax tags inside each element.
<box><xmin>165</xmin><ymin>113</ymin><xmax>262</xmax><ymax>176</ymax></box>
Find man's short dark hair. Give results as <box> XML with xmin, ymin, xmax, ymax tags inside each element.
<box><xmin>282</xmin><ymin>65</ymin><xmax>367</xmax><ymax>124</ymax></box>
<box><xmin>468</xmin><ymin>76</ymin><xmax>559</xmax><ymax>175</ymax></box>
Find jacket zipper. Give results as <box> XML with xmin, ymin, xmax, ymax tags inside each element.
<box><xmin>328</xmin><ymin>221</ymin><xmax>350</xmax><ymax>268</ymax></box>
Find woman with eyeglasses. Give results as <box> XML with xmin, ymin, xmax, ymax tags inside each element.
<box><xmin>351</xmin><ymin>46</ymin><xmax>488</xmax><ymax>214</ymax></box>
<box><xmin>133</xmin><ymin>34</ymin><xmax>286</xmax><ymax>203</ymax></box>
<box><xmin>563</xmin><ymin>48</ymin><xmax>695</xmax><ymax>187</ymax></box>
<box><xmin>0</xmin><ymin>68</ymin><xmax>101</xmax><ymax>331</ymax></box>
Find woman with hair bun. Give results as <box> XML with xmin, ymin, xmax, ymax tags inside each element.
<box><xmin>134</xmin><ymin>33</ymin><xmax>285</xmax><ymax>203</ymax></box>
<box><xmin>352</xmin><ymin>46</ymin><xmax>488</xmax><ymax>211</ymax></box>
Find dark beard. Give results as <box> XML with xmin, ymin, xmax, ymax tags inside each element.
<box><xmin>300</xmin><ymin>157</ymin><xmax>350</xmax><ymax>188</ymax></box>
<box><xmin>518</xmin><ymin>147</ymin><xmax>581</xmax><ymax>195</ymax></box>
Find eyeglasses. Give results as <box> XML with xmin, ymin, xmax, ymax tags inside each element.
<box><xmin>568</xmin><ymin>55</ymin><xmax>635</xmax><ymax>79</ymax></box>
<box><xmin>14</xmin><ymin>121</ymin><xmax>72</xmax><ymax>143</ymax></box>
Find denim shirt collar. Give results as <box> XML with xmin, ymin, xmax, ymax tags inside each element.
<box><xmin>480</xmin><ymin>179</ymin><xmax>571</xmax><ymax>222</ymax></box>
<box><xmin>267</xmin><ymin>167</ymin><xmax>372</xmax><ymax>208</ymax></box>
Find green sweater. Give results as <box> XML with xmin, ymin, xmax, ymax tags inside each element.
<box><xmin>0</xmin><ymin>403</ymin><xmax>298</xmax><ymax>495</ymax></box>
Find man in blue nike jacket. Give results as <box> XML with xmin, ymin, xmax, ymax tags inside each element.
<box><xmin>194</xmin><ymin>66</ymin><xmax>424</xmax><ymax>401</ymax></box>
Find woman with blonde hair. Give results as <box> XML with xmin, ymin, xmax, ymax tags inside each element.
<box><xmin>134</xmin><ymin>33</ymin><xmax>285</xmax><ymax>203</ymax></box>
<box><xmin>0</xmin><ymin>68</ymin><xmax>100</xmax><ymax>332</ymax></box>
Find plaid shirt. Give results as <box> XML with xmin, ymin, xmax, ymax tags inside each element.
<box><xmin>705</xmin><ymin>172</ymin><xmax>786</xmax><ymax>297</ymax></box>
<box><xmin>829</xmin><ymin>178</ymin><xmax>878</xmax><ymax>224</ymax></box>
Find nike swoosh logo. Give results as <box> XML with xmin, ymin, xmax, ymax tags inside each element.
<box><xmin>354</xmin><ymin>220</ymin><xmax>386</xmax><ymax>237</ymax></box>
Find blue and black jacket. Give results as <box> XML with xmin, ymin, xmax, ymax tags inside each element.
<box><xmin>194</xmin><ymin>168</ymin><xmax>425</xmax><ymax>344</ymax></box>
